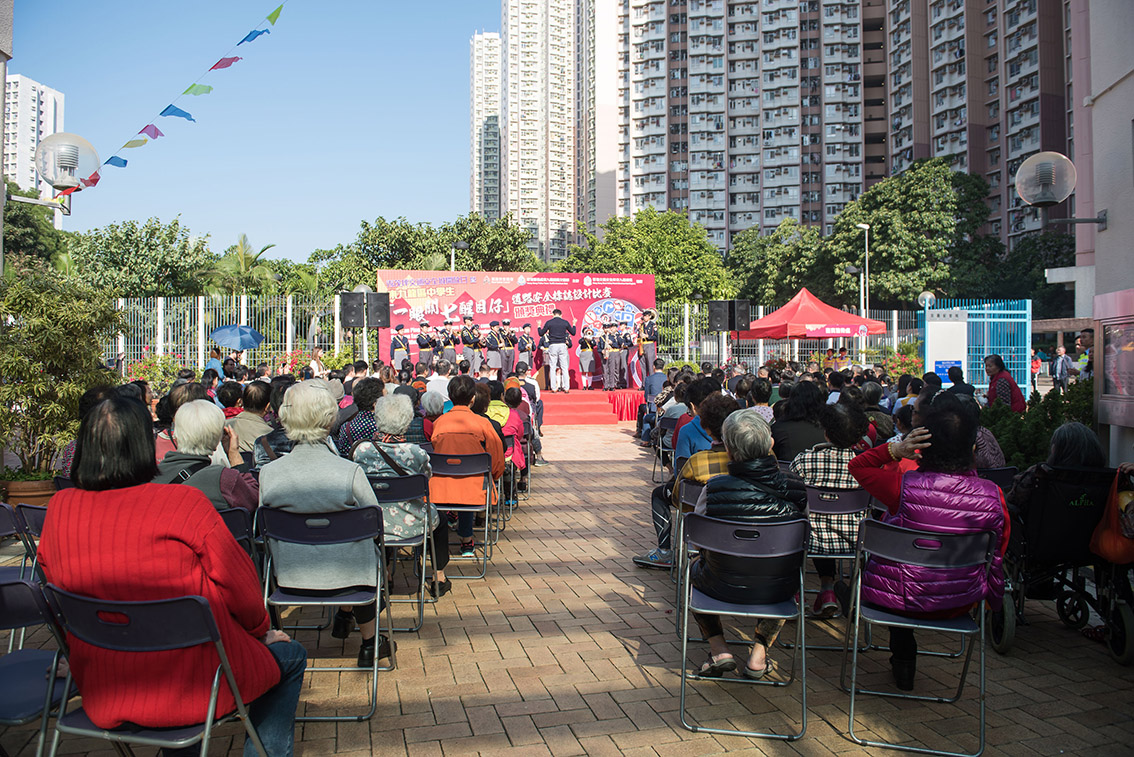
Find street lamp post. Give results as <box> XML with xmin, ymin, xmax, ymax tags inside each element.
<box><xmin>856</xmin><ymin>222</ymin><xmax>870</xmax><ymax>315</ymax></box>
<box><xmin>451</xmin><ymin>240</ymin><xmax>469</xmax><ymax>272</ymax></box>
<box><xmin>846</xmin><ymin>264</ymin><xmax>865</xmax><ymax>355</ymax></box>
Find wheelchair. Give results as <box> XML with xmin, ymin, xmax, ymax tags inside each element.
<box><xmin>987</xmin><ymin>464</ymin><xmax>1134</xmax><ymax>665</ymax></box>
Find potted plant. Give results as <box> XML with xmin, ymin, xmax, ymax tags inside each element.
<box><xmin>0</xmin><ymin>264</ymin><xmax>124</xmax><ymax>504</ymax></box>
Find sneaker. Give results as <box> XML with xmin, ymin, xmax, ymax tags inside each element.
<box><xmin>533</xmin><ymin>456</ymin><xmax>549</xmax><ymax>467</ymax></box>
<box><xmin>460</xmin><ymin>541</ymin><xmax>476</xmax><ymax>558</ymax></box>
<box><xmin>632</xmin><ymin>548</ymin><xmax>673</xmax><ymax>569</ymax></box>
<box><xmin>813</xmin><ymin>589</ymin><xmax>839</xmax><ymax>618</ymax></box>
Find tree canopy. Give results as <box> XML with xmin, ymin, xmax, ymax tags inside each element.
<box><xmin>4</xmin><ymin>179</ymin><xmax>68</xmax><ymax>263</ymax></box>
<box><xmin>557</xmin><ymin>207</ymin><xmax>735</xmax><ymax>302</ymax></box>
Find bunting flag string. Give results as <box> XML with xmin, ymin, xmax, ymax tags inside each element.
<box><xmin>60</xmin><ymin>2</ymin><xmax>289</xmax><ymax>198</ymax></box>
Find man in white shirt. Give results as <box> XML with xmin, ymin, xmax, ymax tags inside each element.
<box><xmin>426</xmin><ymin>359</ymin><xmax>453</xmax><ymax>399</ymax></box>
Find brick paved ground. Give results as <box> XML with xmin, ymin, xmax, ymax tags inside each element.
<box><xmin>4</xmin><ymin>423</ymin><xmax>1134</xmax><ymax>756</ymax></box>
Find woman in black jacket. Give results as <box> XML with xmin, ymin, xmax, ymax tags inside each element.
<box><xmin>771</xmin><ymin>379</ymin><xmax>828</xmax><ymax>460</ymax></box>
<box><xmin>692</xmin><ymin>407</ymin><xmax>807</xmax><ymax>679</ymax></box>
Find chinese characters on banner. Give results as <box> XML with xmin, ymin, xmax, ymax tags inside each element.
<box><xmin>375</xmin><ymin>270</ymin><xmax>657</xmax><ymax>389</ymax></box>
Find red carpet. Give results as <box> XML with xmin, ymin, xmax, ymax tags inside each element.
<box><xmin>540</xmin><ymin>390</ymin><xmax>620</xmax><ymax>425</ymax></box>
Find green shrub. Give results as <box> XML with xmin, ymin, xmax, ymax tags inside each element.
<box><xmin>981</xmin><ymin>379</ymin><xmax>1095</xmax><ymax>470</ymax></box>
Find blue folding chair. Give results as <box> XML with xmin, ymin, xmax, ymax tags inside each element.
<box><xmin>43</xmin><ymin>585</ymin><xmax>269</xmax><ymax>757</ymax></box>
<box><xmin>976</xmin><ymin>466</ymin><xmax>1018</xmax><ymax>494</ymax></box>
<box><xmin>217</xmin><ymin>507</ymin><xmax>256</xmax><ymax>561</ymax></box>
<box><xmin>428</xmin><ymin>452</ymin><xmax>494</xmax><ymax>580</ymax></box>
<box><xmin>367</xmin><ymin>474</ymin><xmax>436</xmax><ymax>632</ymax></box>
<box><xmin>0</xmin><ymin>579</ymin><xmax>67</xmax><ymax>757</ymax></box>
<box><xmin>652</xmin><ymin>416</ymin><xmax>679</xmax><ymax>483</ymax></box>
<box><xmin>840</xmin><ymin>520</ymin><xmax>997</xmax><ymax>757</ymax></box>
<box><xmin>679</xmin><ymin>514</ymin><xmax>810</xmax><ymax>741</ymax></box>
<box><xmin>257</xmin><ymin>505</ymin><xmax>389</xmax><ymax>722</ymax></box>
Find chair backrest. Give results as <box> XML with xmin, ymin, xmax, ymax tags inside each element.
<box><xmin>217</xmin><ymin>508</ymin><xmax>254</xmax><ymax>550</ymax></box>
<box><xmin>366</xmin><ymin>474</ymin><xmax>430</xmax><ymax>504</ymax></box>
<box><xmin>53</xmin><ymin>476</ymin><xmax>75</xmax><ymax>490</ymax></box>
<box><xmin>805</xmin><ymin>486</ymin><xmax>874</xmax><ymax>515</ymax></box>
<box><xmin>16</xmin><ymin>504</ymin><xmax>47</xmax><ymax>538</ymax></box>
<box><xmin>977</xmin><ymin>466</ymin><xmax>1018</xmax><ymax>492</ymax></box>
<box><xmin>428</xmin><ymin>452</ymin><xmax>492</xmax><ymax>478</ymax></box>
<box><xmin>240</xmin><ymin>451</ymin><xmax>255</xmax><ymax>469</ymax></box>
<box><xmin>678</xmin><ymin>479</ymin><xmax>704</xmax><ymax>510</ymax></box>
<box><xmin>502</xmin><ymin>434</ymin><xmax>514</xmax><ymax>453</ymax></box>
<box><xmin>257</xmin><ymin>506</ymin><xmax>382</xmax><ymax>546</ymax></box>
<box><xmin>658</xmin><ymin>416</ymin><xmax>680</xmax><ymax>432</ymax></box>
<box><xmin>777</xmin><ymin>459</ymin><xmax>792</xmax><ymax>473</ymax></box>
<box><xmin>417</xmin><ymin>442</ymin><xmax>434</xmax><ymax>455</ymax></box>
<box><xmin>44</xmin><ymin>584</ymin><xmax>221</xmax><ymax>652</ymax></box>
<box><xmin>0</xmin><ymin>503</ymin><xmax>18</xmax><ymax>540</ymax></box>
<box><xmin>856</xmin><ymin>520</ymin><xmax>995</xmax><ymax>571</ymax></box>
<box><xmin>1025</xmin><ymin>465</ymin><xmax>1116</xmax><ymax>566</ymax></box>
<box><xmin>0</xmin><ymin>579</ymin><xmax>58</xmax><ymax>635</ymax></box>
<box><xmin>674</xmin><ymin>456</ymin><xmax>689</xmax><ymax>475</ymax></box>
<box><xmin>683</xmin><ymin>514</ymin><xmax>809</xmax><ymax>559</ymax></box>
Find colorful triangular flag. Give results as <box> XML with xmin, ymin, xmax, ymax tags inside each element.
<box><xmin>122</xmin><ymin>138</ymin><xmax>148</xmax><ymax>149</ymax></box>
<box><xmin>182</xmin><ymin>83</ymin><xmax>214</xmax><ymax>96</ymax></box>
<box><xmin>139</xmin><ymin>125</ymin><xmax>164</xmax><ymax>139</ymax></box>
<box><xmin>267</xmin><ymin>5</ymin><xmax>283</xmax><ymax>25</ymax></box>
<box><xmin>80</xmin><ymin>171</ymin><xmax>101</xmax><ymax>188</ymax></box>
<box><xmin>104</xmin><ymin>156</ymin><xmax>127</xmax><ymax>168</ymax></box>
<box><xmin>159</xmin><ymin>104</ymin><xmax>196</xmax><ymax>122</ymax></box>
<box><xmin>210</xmin><ymin>56</ymin><xmax>242</xmax><ymax>70</ymax></box>
<box><xmin>239</xmin><ymin>29</ymin><xmax>270</xmax><ymax>45</ymax></box>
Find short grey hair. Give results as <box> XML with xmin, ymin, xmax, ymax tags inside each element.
<box><xmin>279</xmin><ymin>381</ymin><xmax>337</xmax><ymax>444</ymax></box>
<box><xmin>172</xmin><ymin>400</ymin><xmax>225</xmax><ymax>456</ymax></box>
<box><xmin>434</xmin><ymin>359</ymin><xmax>451</xmax><ymax>376</ymax></box>
<box><xmin>375</xmin><ymin>393</ymin><xmax>414</xmax><ymax>436</ymax></box>
<box><xmin>721</xmin><ymin>407</ymin><xmax>774</xmax><ymax>462</ymax></box>
<box><xmin>420</xmin><ymin>390</ymin><xmax>446</xmax><ymax>417</ymax></box>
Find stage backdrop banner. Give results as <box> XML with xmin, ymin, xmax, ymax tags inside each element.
<box><xmin>375</xmin><ymin>270</ymin><xmax>656</xmax><ymax>389</ymax></box>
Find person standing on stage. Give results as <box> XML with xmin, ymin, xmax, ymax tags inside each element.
<box><xmin>441</xmin><ymin>320</ymin><xmax>458</xmax><ymax>365</ymax></box>
<box><xmin>578</xmin><ymin>327</ymin><xmax>598</xmax><ymax>389</ymax></box>
<box><xmin>601</xmin><ymin>321</ymin><xmax>620</xmax><ymax>392</ymax></box>
<box><xmin>416</xmin><ymin>321</ymin><xmax>437</xmax><ymax>366</ymax></box>
<box><xmin>502</xmin><ymin>319</ymin><xmax>517</xmax><ymax>375</ymax></box>
<box><xmin>391</xmin><ymin>324</ymin><xmax>411</xmax><ymax>368</ymax></box>
<box><xmin>516</xmin><ymin>323</ymin><xmax>535</xmax><ymax>371</ymax></box>
<box><xmin>618</xmin><ymin>321</ymin><xmax>632</xmax><ymax>389</ymax></box>
<box><xmin>640</xmin><ymin>309</ymin><xmax>659</xmax><ymax>376</ymax></box>
<box><xmin>460</xmin><ymin>315</ymin><xmax>480</xmax><ymax>374</ymax></box>
<box><xmin>485</xmin><ymin>320</ymin><xmax>504</xmax><ymax>380</ymax></box>
<box><xmin>539</xmin><ymin>308</ymin><xmax>576</xmax><ymax>394</ymax></box>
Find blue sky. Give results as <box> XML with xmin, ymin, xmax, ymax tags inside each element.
<box><xmin>10</xmin><ymin>0</ymin><xmax>500</xmax><ymax>260</ymax></box>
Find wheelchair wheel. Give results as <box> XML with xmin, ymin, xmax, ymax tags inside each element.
<box><xmin>1107</xmin><ymin>603</ymin><xmax>1134</xmax><ymax>666</ymax></box>
<box><xmin>1056</xmin><ymin>591</ymin><xmax>1090</xmax><ymax>630</ymax></box>
<box><xmin>988</xmin><ymin>603</ymin><xmax>1016</xmax><ymax>655</ymax></box>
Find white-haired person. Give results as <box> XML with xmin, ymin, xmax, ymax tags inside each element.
<box><xmin>153</xmin><ymin>399</ymin><xmax>259</xmax><ymax>510</ymax></box>
<box><xmin>420</xmin><ymin>390</ymin><xmax>446</xmax><ymax>424</ymax></box>
<box><xmin>258</xmin><ymin>381</ymin><xmax>392</xmax><ymax>668</ymax></box>
<box><xmin>352</xmin><ymin>394</ymin><xmax>452</xmax><ymax>598</ymax></box>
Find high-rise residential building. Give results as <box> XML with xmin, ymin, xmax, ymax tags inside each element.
<box><xmin>885</xmin><ymin>0</ymin><xmax>1071</xmax><ymax>248</ymax></box>
<box><xmin>470</xmin><ymin>32</ymin><xmax>503</xmax><ymax>222</ymax></box>
<box><xmin>501</xmin><ymin>0</ymin><xmax>577</xmax><ymax>262</ymax></box>
<box><xmin>3</xmin><ymin>73</ymin><xmax>64</xmax><ymax>196</ymax></box>
<box><xmin>616</xmin><ymin>0</ymin><xmax>887</xmax><ymax>250</ymax></box>
<box><xmin>575</xmin><ymin>0</ymin><xmax>621</xmax><ymax>236</ymax></box>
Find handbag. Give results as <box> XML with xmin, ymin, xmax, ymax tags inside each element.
<box><xmin>1089</xmin><ymin>471</ymin><xmax>1134</xmax><ymax>563</ymax></box>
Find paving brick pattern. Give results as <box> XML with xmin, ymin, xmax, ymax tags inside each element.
<box><xmin>5</xmin><ymin>423</ymin><xmax>1134</xmax><ymax>755</ymax></box>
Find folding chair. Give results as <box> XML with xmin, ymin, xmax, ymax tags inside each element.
<box><xmin>257</xmin><ymin>506</ymin><xmax>389</xmax><ymax>722</ymax></box>
<box><xmin>43</xmin><ymin>585</ymin><xmax>269</xmax><ymax>757</ymax></box>
<box><xmin>367</xmin><ymin>474</ymin><xmax>436</xmax><ymax>632</ymax></box>
<box><xmin>51</xmin><ymin>477</ymin><xmax>74</xmax><ymax>491</ymax></box>
<box><xmin>217</xmin><ymin>507</ymin><xmax>256</xmax><ymax>560</ymax></box>
<box><xmin>416</xmin><ymin>442</ymin><xmax>434</xmax><ymax>455</ymax></box>
<box><xmin>976</xmin><ymin>466</ymin><xmax>1017</xmax><ymax>493</ymax></box>
<box><xmin>520</xmin><ymin>419</ymin><xmax>535</xmax><ymax>500</ymax></box>
<box><xmin>678</xmin><ymin>515</ymin><xmax>809</xmax><ymax>741</ymax></box>
<box><xmin>670</xmin><ymin>477</ymin><xmax>703</xmax><ymax>598</ymax></box>
<box><xmin>0</xmin><ymin>579</ymin><xmax>67</xmax><ymax>757</ymax></box>
<box><xmin>498</xmin><ymin>435</ymin><xmax>516</xmax><ymax>531</ymax></box>
<box><xmin>0</xmin><ymin>504</ymin><xmax>34</xmax><ymax>585</ymax></box>
<box><xmin>428</xmin><ymin>452</ymin><xmax>494</xmax><ymax>580</ymax></box>
<box><xmin>652</xmin><ymin>416</ymin><xmax>679</xmax><ymax>483</ymax></box>
<box><xmin>840</xmin><ymin>520</ymin><xmax>996</xmax><ymax>757</ymax></box>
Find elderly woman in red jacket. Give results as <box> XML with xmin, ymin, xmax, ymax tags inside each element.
<box><xmin>848</xmin><ymin>389</ymin><xmax>1008</xmax><ymax>692</ymax></box>
<box><xmin>38</xmin><ymin>394</ymin><xmax>306</xmax><ymax>757</ymax></box>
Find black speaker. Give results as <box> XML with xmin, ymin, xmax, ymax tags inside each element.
<box><xmin>732</xmin><ymin>300</ymin><xmax>751</xmax><ymax>330</ymax></box>
<box><xmin>707</xmin><ymin>300</ymin><xmax>730</xmax><ymax>331</ymax></box>
<box><xmin>366</xmin><ymin>292</ymin><xmax>390</xmax><ymax>328</ymax></box>
<box><xmin>340</xmin><ymin>292</ymin><xmax>364</xmax><ymax>328</ymax></box>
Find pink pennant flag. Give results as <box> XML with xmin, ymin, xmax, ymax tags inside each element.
<box><xmin>139</xmin><ymin>124</ymin><xmax>164</xmax><ymax>140</ymax></box>
<box><xmin>58</xmin><ymin>186</ymin><xmax>79</xmax><ymax>197</ymax></box>
<box><xmin>210</xmin><ymin>56</ymin><xmax>242</xmax><ymax>70</ymax></box>
<box><xmin>81</xmin><ymin>171</ymin><xmax>101</xmax><ymax>188</ymax></box>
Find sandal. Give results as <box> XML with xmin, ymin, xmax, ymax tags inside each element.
<box><xmin>698</xmin><ymin>653</ymin><xmax>736</xmax><ymax>678</ymax></box>
<box><xmin>1081</xmin><ymin>625</ymin><xmax>1107</xmax><ymax>644</ymax></box>
<box><xmin>742</xmin><ymin>657</ymin><xmax>777</xmax><ymax>680</ymax></box>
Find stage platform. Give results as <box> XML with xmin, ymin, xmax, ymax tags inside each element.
<box><xmin>539</xmin><ymin>388</ymin><xmax>643</xmax><ymax>426</ymax></box>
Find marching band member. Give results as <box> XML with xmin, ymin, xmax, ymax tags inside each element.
<box><xmin>416</xmin><ymin>321</ymin><xmax>437</xmax><ymax>366</ymax></box>
<box><xmin>516</xmin><ymin>323</ymin><xmax>535</xmax><ymax>370</ymax></box>
<box><xmin>441</xmin><ymin>320</ymin><xmax>457</xmax><ymax>364</ymax></box>
<box><xmin>502</xmin><ymin>319</ymin><xmax>517</xmax><ymax>375</ymax></box>
<box><xmin>618</xmin><ymin>321</ymin><xmax>633</xmax><ymax>389</ymax></box>
<box><xmin>460</xmin><ymin>315</ymin><xmax>479</xmax><ymax>372</ymax></box>
<box><xmin>601</xmin><ymin>321</ymin><xmax>619</xmax><ymax>392</ymax></box>
<box><xmin>578</xmin><ymin>327</ymin><xmax>598</xmax><ymax>389</ymax></box>
<box><xmin>639</xmin><ymin>308</ymin><xmax>659</xmax><ymax>376</ymax></box>
<box><xmin>485</xmin><ymin>320</ymin><xmax>504</xmax><ymax>380</ymax></box>
<box><xmin>391</xmin><ymin>324</ymin><xmax>411</xmax><ymax>369</ymax></box>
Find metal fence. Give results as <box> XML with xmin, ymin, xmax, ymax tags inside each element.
<box><xmin>926</xmin><ymin>298</ymin><xmax>1032</xmax><ymax>392</ymax></box>
<box><xmin>655</xmin><ymin>301</ymin><xmax>920</xmax><ymax>369</ymax></box>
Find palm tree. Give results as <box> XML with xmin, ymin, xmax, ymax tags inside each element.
<box><xmin>421</xmin><ymin>252</ymin><xmax>447</xmax><ymax>271</ymax></box>
<box><xmin>208</xmin><ymin>234</ymin><xmax>278</xmax><ymax>296</ymax></box>
<box><xmin>50</xmin><ymin>249</ymin><xmax>79</xmax><ymax>276</ymax></box>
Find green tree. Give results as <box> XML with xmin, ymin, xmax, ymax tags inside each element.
<box><xmin>558</xmin><ymin>208</ymin><xmax>735</xmax><ymax>302</ymax></box>
<box><xmin>66</xmin><ymin>217</ymin><xmax>215</xmax><ymax>296</ymax></box>
<box><xmin>727</xmin><ymin>217</ymin><xmax>822</xmax><ymax>305</ymax></box>
<box><xmin>4</xmin><ymin>179</ymin><xmax>68</xmax><ymax>263</ymax></box>
<box><xmin>997</xmin><ymin>232</ymin><xmax>1075</xmax><ymax>318</ymax></box>
<box><xmin>209</xmin><ymin>234</ymin><xmax>278</xmax><ymax>295</ymax></box>
<box><xmin>0</xmin><ymin>263</ymin><xmax>123</xmax><ymax>472</ymax></box>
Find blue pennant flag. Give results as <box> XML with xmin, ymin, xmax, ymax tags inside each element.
<box><xmin>160</xmin><ymin>104</ymin><xmax>195</xmax><ymax>122</ymax></box>
<box><xmin>238</xmin><ymin>28</ymin><xmax>270</xmax><ymax>45</ymax></box>
<box><xmin>104</xmin><ymin>156</ymin><xmax>127</xmax><ymax>168</ymax></box>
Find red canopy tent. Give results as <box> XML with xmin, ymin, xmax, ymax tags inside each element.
<box><xmin>734</xmin><ymin>288</ymin><xmax>887</xmax><ymax>339</ymax></box>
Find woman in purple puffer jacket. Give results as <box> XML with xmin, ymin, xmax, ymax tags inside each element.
<box><xmin>848</xmin><ymin>389</ymin><xmax>1008</xmax><ymax>690</ymax></box>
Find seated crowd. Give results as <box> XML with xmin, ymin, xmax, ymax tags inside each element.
<box><xmin>35</xmin><ymin>353</ymin><xmax>550</xmax><ymax>756</ymax></box>
<box><xmin>635</xmin><ymin>355</ymin><xmax>1029</xmax><ymax>690</ymax></box>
